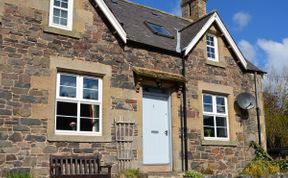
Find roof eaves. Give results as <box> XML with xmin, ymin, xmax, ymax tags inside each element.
<box><xmin>182</xmin><ymin>12</ymin><xmax>250</xmax><ymax>70</ymax></box>
<box><xmin>93</xmin><ymin>0</ymin><xmax>127</xmax><ymax>43</ymax></box>
<box><xmin>179</xmin><ymin>10</ymin><xmax>217</xmax><ymax>32</ymax></box>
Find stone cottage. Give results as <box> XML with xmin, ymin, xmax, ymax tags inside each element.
<box><xmin>0</xmin><ymin>0</ymin><xmax>266</xmax><ymax>177</ymax></box>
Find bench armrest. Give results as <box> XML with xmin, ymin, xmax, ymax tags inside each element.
<box><xmin>100</xmin><ymin>164</ymin><xmax>112</xmax><ymax>177</ymax></box>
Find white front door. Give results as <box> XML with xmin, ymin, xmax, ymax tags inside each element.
<box><xmin>143</xmin><ymin>90</ymin><xmax>170</xmax><ymax>164</ymax></box>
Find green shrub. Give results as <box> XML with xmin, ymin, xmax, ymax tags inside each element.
<box><xmin>183</xmin><ymin>170</ymin><xmax>203</xmax><ymax>178</ymax></box>
<box><xmin>275</xmin><ymin>160</ymin><xmax>288</xmax><ymax>172</ymax></box>
<box><xmin>241</xmin><ymin>141</ymin><xmax>282</xmax><ymax>177</ymax></box>
<box><xmin>241</xmin><ymin>160</ymin><xmax>280</xmax><ymax>177</ymax></box>
<box><xmin>6</xmin><ymin>173</ymin><xmax>33</xmax><ymax>178</ymax></box>
<box><xmin>120</xmin><ymin>169</ymin><xmax>140</xmax><ymax>178</ymax></box>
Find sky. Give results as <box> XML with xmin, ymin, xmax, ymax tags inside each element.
<box><xmin>129</xmin><ymin>0</ymin><xmax>288</xmax><ymax>74</ymax></box>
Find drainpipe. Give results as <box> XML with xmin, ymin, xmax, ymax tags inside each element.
<box><xmin>254</xmin><ymin>72</ymin><xmax>262</xmax><ymax>146</ymax></box>
<box><xmin>177</xmin><ymin>29</ymin><xmax>188</xmax><ymax>171</ymax></box>
<box><xmin>182</xmin><ymin>58</ymin><xmax>188</xmax><ymax>171</ymax></box>
<box><xmin>180</xmin><ymin>97</ymin><xmax>184</xmax><ymax>171</ymax></box>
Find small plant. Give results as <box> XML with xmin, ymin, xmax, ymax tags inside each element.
<box><xmin>6</xmin><ymin>173</ymin><xmax>33</xmax><ymax>178</ymax></box>
<box><xmin>241</xmin><ymin>160</ymin><xmax>279</xmax><ymax>177</ymax></box>
<box><xmin>120</xmin><ymin>168</ymin><xmax>140</xmax><ymax>178</ymax></box>
<box><xmin>241</xmin><ymin>141</ymin><xmax>282</xmax><ymax>177</ymax></box>
<box><xmin>183</xmin><ymin>170</ymin><xmax>203</xmax><ymax>178</ymax></box>
<box><xmin>276</xmin><ymin>160</ymin><xmax>288</xmax><ymax>172</ymax></box>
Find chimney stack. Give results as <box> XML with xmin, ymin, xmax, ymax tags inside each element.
<box><xmin>181</xmin><ymin>0</ymin><xmax>207</xmax><ymax>21</ymax></box>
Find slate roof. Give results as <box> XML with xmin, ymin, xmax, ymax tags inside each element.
<box><xmin>102</xmin><ymin>0</ymin><xmax>264</xmax><ymax>73</ymax></box>
<box><xmin>180</xmin><ymin>11</ymin><xmax>215</xmax><ymax>49</ymax></box>
<box><xmin>104</xmin><ymin>0</ymin><xmax>190</xmax><ymax>52</ymax></box>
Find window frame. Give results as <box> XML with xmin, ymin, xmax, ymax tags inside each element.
<box><xmin>202</xmin><ymin>94</ymin><xmax>229</xmax><ymax>141</ymax></box>
<box><xmin>206</xmin><ymin>33</ymin><xmax>219</xmax><ymax>62</ymax></box>
<box><xmin>55</xmin><ymin>72</ymin><xmax>103</xmax><ymax>136</ymax></box>
<box><xmin>49</xmin><ymin>0</ymin><xmax>74</xmax><ymax>31</ymax></box>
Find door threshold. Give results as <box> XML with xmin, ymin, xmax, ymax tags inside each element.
<box><xmin>143</xmin><ymin>164</ymin><xmax>171</xmax><ymax>173</ymax></box>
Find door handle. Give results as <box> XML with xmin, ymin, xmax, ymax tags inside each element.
<box><xmin>164</xmin><ymin>130</ymin><xmax>168</xmax><ymax>136</ymax></box>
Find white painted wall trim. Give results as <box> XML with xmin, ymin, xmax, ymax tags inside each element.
<box><xmin>94</xmin><ymin>0</ymin><xmax>127</xmax><ymax>43</ymax></box>
<box><xmin>183</xmin><ymin>12</ymin><xmax>247</xmax><ymax>69</ymax></box>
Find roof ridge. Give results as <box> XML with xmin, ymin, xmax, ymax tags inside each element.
<box><xmin>179</xmin><ymin>10</ymin><xmax>217</xmax><ymax>32</ymax></box>
<box><xmin>114</xmin><ymin>0</ymin><xmax>193</xmax><ymax>22</ymax></box>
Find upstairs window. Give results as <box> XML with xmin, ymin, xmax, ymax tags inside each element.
<box><xmin>203</xmin><ymin>94</ymin><xmax>229</xmax><ymax>140</ymax></box>
<box><xmin>55</xmin><ymin>73</ymin><xmax>102</xmax><ymax>135</ymax></box>
<box><xmin>49</xmin><ymin>0</ymin><xmax>74</xmax><ymax>30</ymax></box>
<box><xmin>206</xmin><ymin>34</ymin><xmax>219</xmax><ymax>62</ymax></box>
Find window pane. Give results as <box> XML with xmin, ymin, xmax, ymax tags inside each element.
<box><xmin>203</xmin><ymin>115</ymin><xmax>214</xmax><ymax>126</ymax></box>
<box><xmin>83</xmin><ymin>78</ymin><xmax>98</xmax><ymax>89</ymax></box>
<box><xmin>80</xmin><ymin>104</ymin><xmax>99</xmax><ymax>118</ymax></box>
<box><xmin>203</xmin><ymin>95</ymin><xmax>213</xmax><ymax>112</ymax></box>
<box><xmin>56</xmin><ymin>116</ymin><xmax>77</xmax><ymax>130</ymax></box>
<box><xmin>60</xmin><ymin>86</ymin><xmax>76</xmax><ymax>97</ymax></box>
<box><xmin>61</xmin><ymin>1</ymin><xmax>68</xmax><ymax>8</ymax></box>
<box><xmin>60</xmin><ymin>75</ymin><xmax>76</xmax><ymax>87</ymax></box>
<box><xmin>216</xmin><ymin>117</ymin><xmax>227</xmax><ymax>127</ymax></box>
<box><xmin>61</xmin><ymin>10</ymin><xmax>68</xmax><ymax>18</ymax></box>
<box><xmin>60</xmin><ymin>18</ymin><xmax>67</xmax><ymax>26</ymax></box>
<box><xmin>53</xmin><ymin>16</ymin><xmax>60</xmax><ymax>24</ymax></box>
<box><xmin>204</xmin><ymin>127</ymin><xmax>215</xmax><ymax>137</ymax></box>
<box><xmin>217</xmin><ymin>105</ymin><xmax>226</xmax><ymax>113</ymax></box>
<box><xmin>54</xmin><ymin>0</ymin><xmax>60</xmax><ymax>7</ymax></box>
<box><xmin>80</xmin><ymin>118</ymin><xmax>99</xmax><ymax>132</ymax></box>
<box><xmin>83</xmin><ymin>89</ymin><xmax>98</xmax><ymax>100</ymax></box>
<box><xmin>54</xmin><ymin>8</ymin><xmax>60</xmax><ymax>17</ymax></box>
<box><xmin>217</xmin><ymin>128</ymin><xmax>228</xmax><ymax>138</ymax></box>
<box><xmin>203</xmin><ymin>95</ymin><xmax>212</xmax><ymax>104</ymax></box>
<box><xmin>57</xmin><ymin>102</ymin><xmax>77</xmax><ymax>116</ymax></box>
<box><xmin>216</xmin><ymin>97</ymin><xmax>226</xmax><ymax>113</ymax></box>
<box><xmin>216</xmin><ymin>97</ymin><xmax>225</xmax><ymax>105</ymax></box>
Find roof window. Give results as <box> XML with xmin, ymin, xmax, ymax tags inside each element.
<box><xmin>145</xmin><ymin>21</ymin><xmax>174</xmax><ymax>38</ymax></box>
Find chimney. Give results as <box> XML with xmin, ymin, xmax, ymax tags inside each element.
<box><xmin>181</xmin><ymin>0</ymin><xmax>207</xmax><ymax>21</ymax></box>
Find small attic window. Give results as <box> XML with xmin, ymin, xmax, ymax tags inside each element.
<box><xmin>145</xmin><ymin>21</ymin><xmax>174</xmax><ymax>38</ymax></box>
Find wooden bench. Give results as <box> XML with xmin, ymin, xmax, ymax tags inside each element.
<box><xmin>50</xmin><ymin>155</ymin><xmax>112</xmax><ymax>178</ymax></box>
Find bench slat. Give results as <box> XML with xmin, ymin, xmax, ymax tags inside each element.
<box><xmin>50</xmin><ymin>155</ymin><xmax>111</xmax><ymax>178</ymax></box>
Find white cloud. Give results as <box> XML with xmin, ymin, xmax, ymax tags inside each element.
<box><xmin>238</xmin><ymin>40</ymin><xmax>256</xmax><ymax>62</ymax></box>
<box><xmin>257</xmin><ymin>38</ymin><xmax>288</xmax><ymax>73</ymax></box>
<box><xmin>233</xmin><ymin>12</ymin><xmax>251</xmax><ymax>30</ymax></box>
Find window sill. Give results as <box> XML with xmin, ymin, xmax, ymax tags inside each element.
<box><xmin>201</xmin><ymin>139</ymin><xmax>237</xmax><ymax>147</ymax></box>
<box><xmin>206</xmin><ymin>60</ymin><xmax>226</xmax><ymax>68</ymax></box>
<box><xmin>43</xmin><ymin>26</ymin><xmax>81</xmax><ymax>39</ymax></box>
<box><xmin>48</xmin><ymin>133</ymin><xmax>112</xmax><ymax>143</ymax></box>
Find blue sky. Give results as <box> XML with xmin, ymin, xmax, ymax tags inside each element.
<box><xmin>129</xmin><ymin>0</ymin><xmax>288</xmax><ymax>73</ymax></box>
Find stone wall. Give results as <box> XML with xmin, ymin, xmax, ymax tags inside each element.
<box><xmin>183</xmin><ymin>29</ymin><xmax>265</xmax><ymax>176</ymax></box>
<box><xmin>0</xmin><ymin>0</ymin><xmax>265</xmax><ymax>177</ymax></box>
<box><xmin>0</xmin><ymin>1</ymin><xmax>182</xmax><ymax>177</ymax></box>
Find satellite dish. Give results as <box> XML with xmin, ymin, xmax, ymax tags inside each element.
<box><xmin>236</xmin><ymin>92</ymin><xmax>256</xmax><ymax>110</ymax></box>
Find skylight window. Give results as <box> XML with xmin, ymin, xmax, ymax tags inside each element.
<box><xmin>145</xmin><ymin>21</ymin><xmax>173</xmax><ymax>38</ymax></box>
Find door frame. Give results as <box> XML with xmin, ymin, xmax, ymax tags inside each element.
<box><xmin>142</xmin><ymin>88</ymin><xmax>173</xmax><ymax>170</ymax></box>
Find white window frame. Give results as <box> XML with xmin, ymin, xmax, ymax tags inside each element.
<box><xmin>55</xmin><ymin>73</ymin><xmax>103</xmax><ymax>136</ymax></box>
<box><xmin>206</xmin><ymin>33</ymin><xmax>219</xmax><ymax>62</ymax></box>
<box><xmin>202</xmin><ymin>94</ymin><xmax>229</xmax><ymax>141</ymax></box>
<box><xmin>49</xmin><ymin>0</ymin><xmax>74</xmax><ymax>31</ymax></box>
